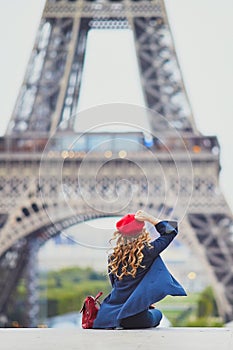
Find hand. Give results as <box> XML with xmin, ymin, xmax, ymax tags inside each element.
<box><xmin>135</xmin><ymin>210</ymin><xmax>160</xmax><ymax>225</ymax></box>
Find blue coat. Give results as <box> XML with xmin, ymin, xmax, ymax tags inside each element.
<box><xmin>93</xmin><ymin>221</ymin><xmax>187</xmax><ymax>329</ymax></box>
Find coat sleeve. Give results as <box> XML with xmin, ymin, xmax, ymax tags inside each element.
<box><xmin>149</xmin><ymin>220</ymin><xmax>178</xmax><ymax>258</ymax></box>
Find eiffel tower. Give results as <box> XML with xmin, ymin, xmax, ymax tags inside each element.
<box><xmin>0</xmin><ymin>0</ymin><xmax>233</xmax><ymax>327</ymax></box>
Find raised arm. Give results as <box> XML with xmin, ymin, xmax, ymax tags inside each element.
<box><xmin>135</xmin><ymin>210</ymin><xmax>178</xmax><ymax>258</ymax></box>
<box><xmin>150</xmin><ymin>220</ymin><xmax>178</xmax><ymax>256</ymax></box>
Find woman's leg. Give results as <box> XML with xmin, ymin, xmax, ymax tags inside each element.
<box><xmin>149</xmin><ymin>309</ymin><xmax>163</xmax><ymax>327</ymax></box>
<box><xmin>120</xmin><ymin>309</ymin><xmax>162</xmax><ymax>329</ymax></box>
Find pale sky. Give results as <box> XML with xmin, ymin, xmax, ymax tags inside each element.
<box><xmin>75</xmin><ymin>29</ymin><xmax>151</xmax><ymax>135</ymax></box>
<box><xmin>0</xmin><ymin>0</ymin><xmax>233</xmax><ymax>210</ymax></box>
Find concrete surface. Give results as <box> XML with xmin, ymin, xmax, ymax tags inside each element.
<box><xmin>0</xmin><ymin>328</ymin><xmax>232</xmax><ymax>350</ymax></box>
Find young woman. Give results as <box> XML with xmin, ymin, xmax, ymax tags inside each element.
<box><xmin>93</xmin><ymin>210</ymin><xmax>186</xmax><ymax>329</ymax></box>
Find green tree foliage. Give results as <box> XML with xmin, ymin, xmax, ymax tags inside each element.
<box><xmin>197</xmin><ymin>286</ymin><xmax>218</xmax><ymax>318</ymax></box>
<box><xmin>157</xmin><ymin>287</ymin><xmax>224</xmax><ymax>327</ymax></box>
<box><xmin>11</xmin><ymin>266</ymin><xmax>111</xmax><ymax>322</ymax></box>
<box><xmin>184</xmin><ymin>286</ymin><xmax>224</xmax><ymax>327</ymax></box>
<box><xmin>186</xmin><ymin>317</ymin><xmax>224</xmax><ymax>327</ymax></box>
<box><xmin>38</xmin><ymin>267</ymin><xmax>111</xmax><ymax>317</ymax></box>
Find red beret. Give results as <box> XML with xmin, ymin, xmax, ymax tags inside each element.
<box><xmin>116</xmin><ymin>214</ymin><xmax>145</xmax><ymax>236</ymax></box>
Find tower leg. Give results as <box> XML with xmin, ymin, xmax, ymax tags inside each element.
<box><xmin>25</xmin><ymin>240</ymin><xmax>40</xmax><ymax>327</ymax></box>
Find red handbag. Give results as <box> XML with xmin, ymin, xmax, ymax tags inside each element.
<box><xmin>80</xmin><ymin>292</ymin><xmax>103</xmax><ymax>329</ymax></box>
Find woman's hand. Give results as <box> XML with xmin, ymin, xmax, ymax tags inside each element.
<box><xmin>135</xmin><ymin>210</ymin><xmax>161</xmax><ymax>225</ymax></box>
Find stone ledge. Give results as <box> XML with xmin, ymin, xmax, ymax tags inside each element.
<box><xmin>0</xmin><ymin>328</ymin><xmax>232</xmax><ymax>350</ymax></box>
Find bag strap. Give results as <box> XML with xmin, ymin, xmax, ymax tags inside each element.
<box><xmin>94</xmin><ymin>291</ymin><xmax>103</xmax><ymax>301</ymax></box>
<box><xmin>79</xmin><ymin>302</ymin><xmax>85</xmax><ymax>313</ymax></box>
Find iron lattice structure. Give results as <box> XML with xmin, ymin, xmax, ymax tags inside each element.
<box><xmin>0</xmin><ymin>0</ymin><xmax>233</xmax><ymax>325</ymax></box>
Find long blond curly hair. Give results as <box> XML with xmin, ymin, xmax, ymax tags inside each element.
<box><xmin>108</xmin><ymin>228</ymin><xmax>152</xmax><ymax>280</ymax></box>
